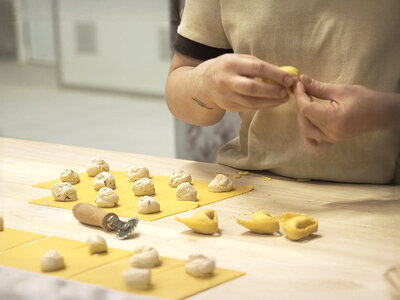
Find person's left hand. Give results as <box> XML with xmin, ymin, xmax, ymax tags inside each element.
<box><xmin>294</xmin><ymin>75</ymin><xmax>379</xmax><ymax>154</ymax></box>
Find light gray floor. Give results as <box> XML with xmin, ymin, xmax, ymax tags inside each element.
<box><xmin>0</xmin><ymin>58</ymin><xmax>176</xmax><ymax>158</ymax></box>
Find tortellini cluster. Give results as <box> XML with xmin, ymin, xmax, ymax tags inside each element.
<box><xmin>236</xmin><ymin>210</ymin><xmax>318</xmax><ymax>241</ymax></box>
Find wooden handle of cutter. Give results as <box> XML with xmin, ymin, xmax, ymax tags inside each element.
<box><xmin>72</xmin><ymin>203</ymin><xmax>117</xmax><ymax>231</ymax></box>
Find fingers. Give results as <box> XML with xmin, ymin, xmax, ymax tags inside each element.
<box><xmin>224</xmin><ymin>93</ymin><xmax>287</xmax><ymax>112</ymax></box>
<box><xmin>294</xmin><ymin>81</ymin><xmax>333</xmax><ymax>124</ymax></box>
<box><xmin>230</xmin><ymin>76</ymin><xmax>288</xmax><ymax>100</ymax></box>
<box><xmin>234</xmin><ymin>55</ymin><xmax>297</xmax><ymax>88</ymax></box>
<box><xmin>300</xmin><ymin>75</ymin><xmax>338</xmax><ymax>100</ymax></box>
<box><xmin>297</xmin><ymin>112</ymin><xmax>333</xmax><ymax>143</ymax></box>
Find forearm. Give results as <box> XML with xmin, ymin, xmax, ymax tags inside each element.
<box><xmin>377</xmin><ymin>91</ymin><xmax>400</xmax><ymax>130</ymax></box>
<box><xmin>165</xmin><ymin>62</ymin><xmax>225</xmax><ymax>126</ymax></box>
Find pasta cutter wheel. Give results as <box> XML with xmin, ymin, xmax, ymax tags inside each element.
<box><xmin>72</xmin><ymin>203</ymin><xmax>138</xmax><ymax>240</ymax></box>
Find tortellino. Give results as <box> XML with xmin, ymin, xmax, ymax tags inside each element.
<box><xmin>93</xmin><ymin>172</ymin><xmax>116</xmax><ymax>191</ymax></box>
<box><xmin>169</xmin><ymin>169</ymin><xmax>191</xmax><ymax>188</ymax></box>
<box><xmin>132</xmin><ymin>178</ymin><xmax>155</xmax><ymax>196</ymax></box>
<box><xmin>137</xmin><ymin>196</ymin><xmax>160</xmax><ymax>214</ymax></box>
<box><xmin>87</xmin><ymin>157</ymin><xmax>110</xmax><ymax>177</ymax></box>
<box><xmin>208</xmin><ymin>174</ymin><xmax>233</xmax><ymax>192</ymax></box>
<box><xmin>127</xmin><ymin>165</ymin><xmax>151</xmax><ymax>182</ymax></box>
<box><xmin>185</xmin><ymin>254</ymin><xmax>216</xmax><ymax>277</ymax></box>
<box><xmin>176</xmin><ymin>182</ymin><xmax>198</xmax><ymax>201</ymax></box>
<box><xmin>60</xmin><ymin>169</ymin><xmax>80</xmax><ymax>184</ymax></box>
<box><xmin>123</xmin><ymin>267</ymin><xmax>151</xmax><ymax>290</ymax></box>
<box><xmin>130</xmin><ymin>245</ymin><xmax>160</xmax><ymax>269</ymax></box>
<box><xmin>41</xmin><ymin>250</ymin><xmax>65</xmax><ymax>272</ymax></box>
<box><xmin>175</xmin><ymin>210</ymin><xmax>219</xmax><ymax>235</ymax></box>
<box><xmin>52</xmin><ymin>182</ymin><xmax>78</xmax><ymax>201</ymax></box>
<box><xmin>280</xmin><ymin>212</ymin><xmax>318</xmax><ymax>241</ymax></box>
<box><xmin>237</xmin><ymin>211</ymin><xmax>280</xmax><ymax>234</ymax></box>
<box><xmin>95</xmin><ymin>187</ymin><xmax>119</xmax><ymax>208</ymax></box>
<box><xmin>87</xmin><ymin>234</ymin><xmax>108</xmax><ymax>254</ymax></box>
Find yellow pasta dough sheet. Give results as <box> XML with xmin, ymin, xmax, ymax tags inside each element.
<box><xmin>74</xmin><ymin>257</ymin><xmax>245</xmax><ymax>299</ymax></box>
<box><xmin>0</xmin><ymin>232</ymin><xmax>245</xmax><ymax>299</ymax></box>
<box><xmin>31</xmin><ymin>171</ymin><xmax>253</xmax><ymax>221</ymax></box>
<box><xmin>0</xmin><ymin>236</ymin><xmax>132</xmax><ymax>278</ymax></box>
<box><xmin>0</xmin><ymin>228</ymin><xmax>45</xmax><ymax>252</ymax></box>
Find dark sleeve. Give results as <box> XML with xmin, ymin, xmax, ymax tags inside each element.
<box><xmin>173</xmin><ymin>33</ymin><xmax>233</xmax><ymax>61</ymax></box>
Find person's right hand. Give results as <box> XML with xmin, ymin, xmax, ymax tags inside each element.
<box><xmin>197</xmin><ymin>54</ymin><xmax>298</xmax><ymax>112</ymax></box>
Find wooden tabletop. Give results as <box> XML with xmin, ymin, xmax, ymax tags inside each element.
<box><xmin>1</xmin><ymin>137</ymin><xmax>399</xmax><ymax>299</ymax></box>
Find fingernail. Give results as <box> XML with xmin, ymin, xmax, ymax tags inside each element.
<box><xmin>284</xmin><ymin>76</ymin><xmax>294</xmax><ymax>86</ymax></box>
<box><xmin>302</xmin><ymin>75</ymin><xmax>312</xmax><ymax>85</ymax></box>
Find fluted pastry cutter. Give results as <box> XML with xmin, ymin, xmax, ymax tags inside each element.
<box><xmin>72</xmin><ymin>203</ymin><xmax>138</xmax><ymax>240</ymax></box>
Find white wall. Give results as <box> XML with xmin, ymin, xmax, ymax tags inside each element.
<box><xmin>57</xmin><ymin>0</ymin><xmax>171</xmax><ymax>96</ymax></box>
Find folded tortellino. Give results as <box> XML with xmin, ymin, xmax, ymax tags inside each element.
<box><xmin>175</xmin><ymin>210</ymin><xmax>219</xmax><ymax>235</ymax></box>
<box><xmin>280</xmin><ymin>212</ymin><xmax>318</xmax><ymax>241</ymax></box>
<box><xmin>237</xmin><ymin>211</ymin><xmax>279</xmax><ymax>234</ymax></box>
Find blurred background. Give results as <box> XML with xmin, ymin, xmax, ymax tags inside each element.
<box><xmin>0</xmin><ymin>0</ymin><xmax>240</xmax><ymax>161</ymax></box>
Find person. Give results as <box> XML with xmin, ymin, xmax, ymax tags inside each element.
<box><xmin>165</xmin><ymin>0</ymin><xmax>400</xmax><ymax>184</ymax></box>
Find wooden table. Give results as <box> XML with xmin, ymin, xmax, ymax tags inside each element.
<box><xmin>1</xmin><ymin>137</ymin><xmax>399</xmax><ymax>299</ymax></box>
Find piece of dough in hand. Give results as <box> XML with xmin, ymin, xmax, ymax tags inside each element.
<box><xmin>185</xmin><ymin>254</ymin><xmax>215</xmax><ymax>277</ymax></box>
<box><xmin>87</xmin><ymin>234</ymin><xmax>108</xmax><ymax>254</ymax></box>
<box><xmin>60</xmin><ymin>169</ymin><xmax>80</xmax><ymax>184</ymax></box>
<box><xmin>127</xmin><ymin>165</ymin><xmax>151</xmax><ymax>182</ymax></box>
<box><xmin>208</xmin><ymin>174</ymin><xmax>233</xmax><ymax>192</ymax></box>
<box><xmin>130</xmin><ymin>245</ymin><xmax>160</xmax><ymax>268</ymax></box>
<box><xmin>52</xmin><ymin>182</ymin><xmax>78</xmax><ymax>201</ymax></box>
<box><xmin>137</xmin><ymin>196</ymin><xmax>160</xmax><ymax>214</ymax></box>
<box><xmin>93</xmin><ymin>172</ymin><xmax>116</xmax><ymax>190</ymax></box>
<box><xmin>176</xmin><ymin>182</ymin><xmax>198</xmax><ymax>201</ymax></box>
<box><xmin>41</xmin><ymin>250</ymin><xmax>65</xmax><ymax>272</ymax></box>
<box><xmin>123</xmin><ymin>267</ymin><xmax>151</xmax><ymax>290</ymax></box>
<box><xmin>132</xmin><ymin>178</ymin><xmax>155</xmax><ymax>196</ymax></box>
<box><xmin>169</xmin><ymin>169</ymin><xmax>191</xmax><ymax>187</ymax></box>
<box><xmin>95</xmin><ymin>187</ymin><xmax>119</xmax><ymax>208</ymax></box>
<box><xmin>87</xmin><ymin>157</ymin><xmax>110</xmax><ymax>177</ymax></box>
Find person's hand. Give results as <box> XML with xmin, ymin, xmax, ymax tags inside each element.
<box><xmin>294</xmin><ymin>75</ymin><xmax>379</xmax><ymax>154</ymax></box>
<box><xmin>197</xmin><ymin>54</ymin><xmax>298</xmax><ymax>112</ymax></box>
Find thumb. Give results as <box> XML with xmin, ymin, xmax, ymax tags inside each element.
<box><xmin>300</xmin><ymin>75</ymin><xmax>337</xmax><ymax>100</ymax></box>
